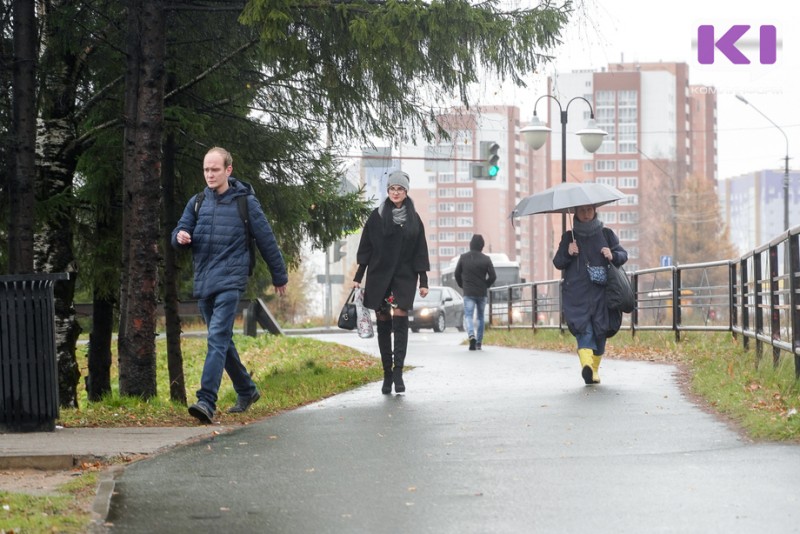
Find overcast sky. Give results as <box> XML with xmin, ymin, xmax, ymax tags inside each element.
<box><xmin>482</xmin><ymin>0</ymin><xmax>799</xmax><ymax>180</ymax></box>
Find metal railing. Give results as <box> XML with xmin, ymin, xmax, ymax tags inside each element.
<box><xmin>488</xmin><ymin>227</ymin><xmax>800</xmax><ymax>378</ymax></box>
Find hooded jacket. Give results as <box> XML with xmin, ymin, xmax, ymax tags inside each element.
<box><xmin>171</xmin><ymin>178</ymin><xmax>288</xmax><ymax>299</ymax></box>
<box><xmin>454</xmin><ymin>235</ymin><xmax>497</xmax><ymax>298</ymax></box>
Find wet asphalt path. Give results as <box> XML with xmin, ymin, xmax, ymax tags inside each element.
<box><xmin>106</xmin><ymin>331</ymin><xmax>800</xmax><ymax>533</ymax></box>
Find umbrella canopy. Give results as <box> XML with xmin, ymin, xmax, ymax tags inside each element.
<box><xmin>512</xmin><ymin>182</ymin><xmax>626</xmax><ymax>217</ymax></box>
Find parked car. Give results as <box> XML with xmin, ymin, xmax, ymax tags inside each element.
<box><xmin>409</xmin><ymin>286</ymin><xmax>465</xmax><ymax>333</ymax></box>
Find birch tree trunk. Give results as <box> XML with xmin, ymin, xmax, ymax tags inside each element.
<box><xmin>34</xmin><ymin>118</ymin><xmax>81</xmax><ymax>407</ymax></box>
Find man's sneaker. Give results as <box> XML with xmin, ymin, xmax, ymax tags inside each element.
<box><xmin>476</xmin><ymin>342</ymin><xmax>482</xmax><ymax>350</ymax></box>
<box><xmin>227</xmin><ymin>390</ymin><xmax>261</xmax><ymax>414</ymax></box>
<box><xmin>468</xmin><ymin>336</ymin><xmax>477</xmax><ymax>351</ymax></box>
<box><xmin>188</xmin><ymin>402</ymin><xmax>214</xmax><ymax>424</ymax></box>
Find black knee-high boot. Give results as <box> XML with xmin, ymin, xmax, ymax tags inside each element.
<box><xmin>392</xmin><ymin>315</ymin><xmax>409</xmax><ymax>393</ymax></box>
<box><xmin>377</xmin><ymin>319</ymin><xmax>393</xmax><ymax>394</ymax></box>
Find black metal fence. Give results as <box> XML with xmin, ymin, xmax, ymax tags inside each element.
<box><xmin>488</xmin><ymin>226</ymin><xmax>800</xmax><ymax>379</ymax></box>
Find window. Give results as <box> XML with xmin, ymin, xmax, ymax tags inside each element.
<box><xmin>618</xmin><ymin>211</ymin><xmax>639</xmax><ymax>224</ymax></box>
<box><xmin>438</xmin><ymin>217</ymin><xmax>455</xmax><ymax>227</ymax></box>
<box><xmin>583</xmin><ymin>162</ymin><xmax>594</xmax><ymax>172</ymax></box>
<box><xmin>619</xmin><ymin>159</ymin><xmax>638</xmax><ymax>171</ymax></box>
<box><xmin>456</xmin><ymin>188</ymin><xmax>473</xmax><ymax>198</ymax></box>
<box><xmin>618</xmin><ymin>90</ymin><xmax>637</xmax><ymax>106</ymax></box>
<box><xmin>596</xmin><ymin>176</ymin><xmax>616</xmax><ymax>186</ymax></box>
<box><xmin>598</xmin><ymin>211</ymin><xmax>617</xmax><ymax>224</ymax></box>
<box><xmin>456</xmin><ymin>217</ymin><xmax>473</xmax><ymax>227</ymax></box>
<box><xmin>439</xmin><ymin>247</ymin><xmax>455</xmax><ymax>257</ymax></box>
<box><xmin>618</xmin><ymin>124</ymin><xmax>637</xmax><ymax>154</ymax></box>
<box><xmin>456</xmin><ymin>202</ymin><xmax>473</xmax><ymax>212</ymax></box>
<box><xmin>438</xmin><ymin>232</ymin><xmax>455</xmax><ymax>241</ymax></box>
<box><xmin>618</xmin><ymin>228</ymin><xmax>639</xmax><ymax>241</ymax></box>
<box><xmin>618</xmin><ymin>176</ymin><xmax>638</xmax><ymax>188</ymax></box>
<box><xmin>438</xmin><ymin>202</ymin><xmax>456</xmax><ymax>212</ymax></box>
<box><xmin>595</xmin><ymin>91</ymin><xmax>616</xmax><ymax>154</ymax></box>
<box><xmin>596</xmin><ymin>160</ymin><xmax>616</xmax><ymax>172</ymax></box>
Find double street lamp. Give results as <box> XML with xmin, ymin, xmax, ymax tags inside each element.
<box><xmin>736</xmin><ymin>94</ymin><xmax>791</xmax><ymax>231</ymax></box>
<box><xmin>520</xmin><ymin>95</ymin><xmax>608</xmax><ymax>234</ymax></box>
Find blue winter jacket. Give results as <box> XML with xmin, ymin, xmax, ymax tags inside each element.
<box><xmin>171</xmin><ymin>178</ymin><xmax>288</xmax><ymax>299</ymax></box>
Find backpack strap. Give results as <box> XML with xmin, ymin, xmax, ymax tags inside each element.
<box><xmin>237</xmin><ymin>195</ymin><xmax>256</xmax><ymax>276</ymax></box>
<box><xmin>602</xmin><ymin>227</ymin><xmax>614</xmax><ymax>264</ymax></box>
<box><xmin>602</xmin><ymin>227</ymin><xmax>612</xmax><ymax>245</ymax></box>
<box><xmin>193</xmin><ymin>191</ymin><xmax>205</xmax><ymax>219</ymax></box>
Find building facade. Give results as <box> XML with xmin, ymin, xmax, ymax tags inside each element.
<box><xmin>720</xmin><ymin>169</ymin><xmax>800</xmax><ymax>254</ymax></box>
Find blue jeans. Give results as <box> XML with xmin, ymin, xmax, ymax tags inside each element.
<box><xmin>463</xmin><ymin>296</ymin><xmax>487</xmax><ymax>342</ymax></box>
<box><xmin>575</xmin><ymin>322</ymin><xmax>607</xmax><ymax>356</ymax></box>
<box><xmin>197</xmin><ymin>289</ymin><xmax>256</xmax><ymax>412</ymax></box>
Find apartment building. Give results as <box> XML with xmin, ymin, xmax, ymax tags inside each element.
<box><xmin>540</xmin><ymin>62</ymin><xmax>718</xmax><ymax>274</ymax></box>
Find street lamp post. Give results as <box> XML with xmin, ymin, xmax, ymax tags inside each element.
<box><xmin>520</xmin><ymin>95</ymin><xmax>607</xmax><ymax>234</ymax></box>
<box><xmin>736</xmin><ymin>94</ymin><xmax>791</xmax><ymax>231</ymax></box>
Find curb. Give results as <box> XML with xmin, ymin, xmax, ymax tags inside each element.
<box><xmin>88</xmin><ymin>465</ymin><xmax>124</xmax><ymax>533</ymax></box>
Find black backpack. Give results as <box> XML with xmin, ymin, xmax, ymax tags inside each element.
<box><xmin>193</xmin><ymin>189</ymin><xmax>256</xmax><ymax>276</ymax></box>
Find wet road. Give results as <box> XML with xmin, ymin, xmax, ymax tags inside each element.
<box><xmin>106</xmin><ymin>331</ymin><xmax>800</xmax><ymax>533</ymax></box>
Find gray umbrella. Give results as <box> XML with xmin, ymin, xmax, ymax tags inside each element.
<box><xmin>511</xmin><ymin>182</ymin><xmax>626</xmax><ymax>217</ymax></box>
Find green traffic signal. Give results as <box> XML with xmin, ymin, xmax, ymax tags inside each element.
<box><xmin>483</xmin><ymin>141</ymin><xmax>500</xmax><ymax>178</ymax></box>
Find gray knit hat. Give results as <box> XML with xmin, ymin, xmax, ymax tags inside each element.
<box><xmin>386</xmin><ymin>170</ymin><xmax>410</xmax><ymax>192</ymax></box>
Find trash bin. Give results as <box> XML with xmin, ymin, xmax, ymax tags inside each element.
<box><xmin>0</xmin><ymin>273</ymin><xmax>68</xmax><ymax>432</ymax></box>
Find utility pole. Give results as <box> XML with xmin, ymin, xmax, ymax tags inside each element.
<box><xmin>324</xmin><ymin>247</ymin><xmax>332</xmax><ymax>326</ymax></box>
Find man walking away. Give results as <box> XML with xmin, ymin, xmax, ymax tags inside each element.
<box><xmin>455</xmin><ymin>234</ymin><xmax>496</xmax><ymax>350</ymax></box>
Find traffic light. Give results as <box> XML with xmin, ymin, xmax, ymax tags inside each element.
<box><xmin>470</xmin><ymin>141</ymin><xmax>500</xmax><ymax>180</ymax></box>
<box><xmin>332</xmin><ymin>240</ymin><xmax>347</xmax><ymax>262</ymax></box>
<box><xmin>485</xmin><ymin>141</ymin><xmax>500</xmax><ymax>178</ymax></box>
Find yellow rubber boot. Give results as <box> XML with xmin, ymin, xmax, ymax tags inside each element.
<box><xmin>591</xmin><ymin>355</ymin><xmax>602</xmax><ymax>384</ymax></box>
<box><xmin>578</xmin><ymin>349</ymin><xmax>594</xmax><ymax>385</ymax></box>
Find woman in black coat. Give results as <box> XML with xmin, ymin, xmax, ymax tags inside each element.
<box><xmin>552</xmin><ymin>204</ymin><xmax>627</xmax><ymax>385</ymax></box>
<box><xmin>353</xmin><ymin>170</ymin><xmax>430</xmax><ymax>394</ymax></box>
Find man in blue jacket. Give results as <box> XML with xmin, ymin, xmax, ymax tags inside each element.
<box><xmin>172</xmin><ymin>146</ymin><xmax>288</xmax><ymax>424</ymax></box>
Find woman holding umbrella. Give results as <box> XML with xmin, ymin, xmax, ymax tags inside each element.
<box><xmin>552</xmin><ymin>204</ymin><xmax>627</xmax><ymax>384</ymax></box>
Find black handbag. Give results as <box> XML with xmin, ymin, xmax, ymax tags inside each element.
<box><xmin>606</xmin><ymin>263</ymin><xmax>635</xmax><ymax>313</ymax></box>
<box><xmin>337</xmin><ymin>289</ymin><xmax>357</xmax><ymax>330</ymax></box>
